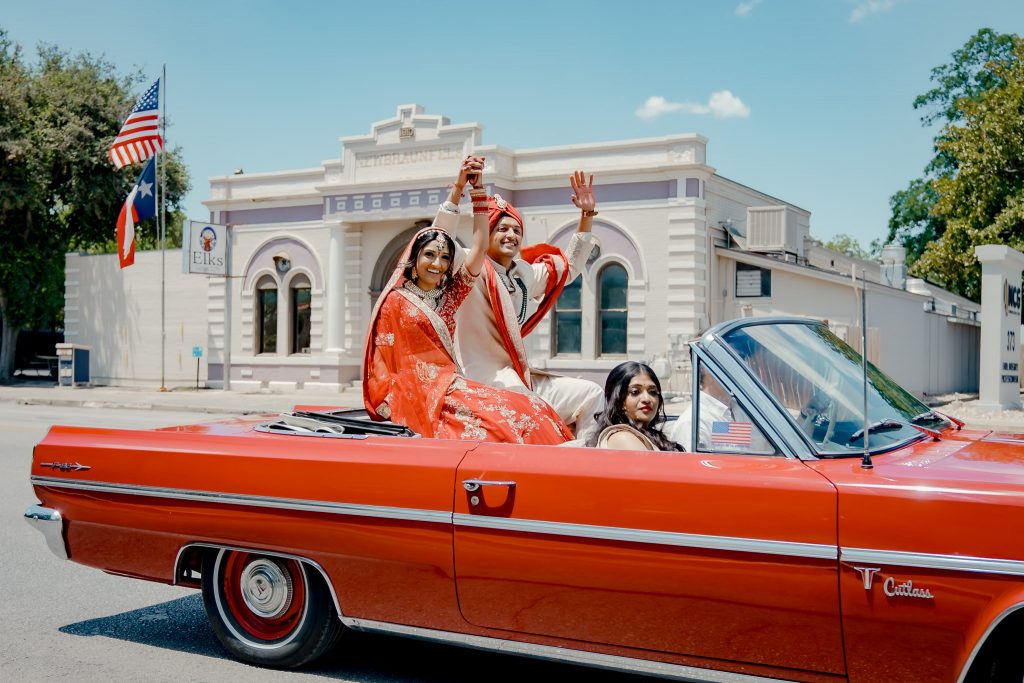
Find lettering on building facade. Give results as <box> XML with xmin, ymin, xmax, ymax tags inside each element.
<box><xmin>355</xmin><ymin>146</ymin><xmax>458</xmax><ymax>169</ymax></box>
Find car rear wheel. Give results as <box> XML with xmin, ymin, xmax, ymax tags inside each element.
<box><xmin>201</xmin><ymin>548</ymin><xmax>342</xmax><ymax>668</ymax></box>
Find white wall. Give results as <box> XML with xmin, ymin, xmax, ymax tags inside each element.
<box><xmin>65</xmin><ymin>250</ymin><xmax>211</xmax><ymax>387</ymax></box>
<box><xmin>718</xmin><ymin>256</ymin><xmax>979</xmax><ymax>396</ymax></box>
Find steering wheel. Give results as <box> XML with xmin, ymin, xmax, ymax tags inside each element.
<box><xmin>800</xmin><ymin>366</ymin><xmax>847</xmax><ymax>441</ymax></box>
<box><xmin>799</xmin><ymin>391</ymin><xmax>831</xmax><ymax>436</ymax></box>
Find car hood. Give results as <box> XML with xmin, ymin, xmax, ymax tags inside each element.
<box><xmin>812</xmin><ymin>428</ymin><xmax>1024</xmax><ymax>560</ymax></box>
<box><xmin>871</xmin><ymin>427</ymin><xmax>1024</xmax><ymax>489</ymax></box>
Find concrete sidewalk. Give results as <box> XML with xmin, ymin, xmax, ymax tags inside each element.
<box><xmin>2</xmin><ymin>380</ymin><xmax>1024</xmax><ymax>432</ymax></box>
<box><xmin>0</xmin><ymin>381</ymin><xmax>364</xmax><ymax>416</ymax></box>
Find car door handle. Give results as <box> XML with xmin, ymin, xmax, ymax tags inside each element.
<box><xmin>462</xmin><ymin>479</ymin><xmax>516</xmax><ymax>492</ymax></box>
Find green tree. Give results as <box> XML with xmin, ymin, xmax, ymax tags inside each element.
<box><xmin>885</xmin><ymin>29</ymin><xmax>1018</xmax><ymax>273</ymax></box>
<box><xmin>913</xmin><ymin>38</ymin><xmax>1024</xmax><ymax>300</ymax></box>
<box><xmin>885</xmin><ymin>178</ymin><xmax>945</xmax><ymax>271</ymax></box>
<box><xmin>823</xmin><ymin>233</ymin><xmax>880</xmax><ymax>261</ymax></box>
<box><xmin>0</xmin><ymin>29</ymin><xmax>189</xmax><ymax>378</ymax></box>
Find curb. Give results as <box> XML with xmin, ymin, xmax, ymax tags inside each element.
<box><xmin>4</xmin><ymin>396</ymin><xmax>268</xmax><ymax>415</ymax></box>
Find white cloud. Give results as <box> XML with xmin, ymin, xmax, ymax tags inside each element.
<box><xmin>849</xmin><ymin>0</ymin><xmax>895</xmax><ymax>23</ymax></box>
<box><xmin>708</xmin><ymin>90</ymin><xmax>751</xmax><ymax>118</ymax></box>
<box><xmin>634</xmin><ymin>96</ymin><xmax>705</xmax><ymax>119</ymax></box>
<box><xmin>635</xmin><ymin>92</ymin><xmax>750</xmax><ymax>120</ymax></box>
<box><xmin>735</xmin><ymin>0</ymin><xmax>762</xmax><ymax>18</ymax></box>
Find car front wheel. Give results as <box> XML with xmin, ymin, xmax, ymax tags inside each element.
<box><xmin>201</xmin><ymin>548</ymin><xmax>342</xmax><ymax>668</ymax></box>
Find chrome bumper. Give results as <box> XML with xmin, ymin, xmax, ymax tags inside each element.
<box><xmin>24</xmin><ymin>505</ymin><xmax>68</xmax><ymax>560</ymax></box>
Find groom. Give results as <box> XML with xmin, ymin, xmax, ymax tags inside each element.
<box><xmin>434</xmin><ymin>158</ymin><xmax>604</xmax><ymax>440</ymax></box>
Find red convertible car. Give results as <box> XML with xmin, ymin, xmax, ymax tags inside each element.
<box><xmin>24</xmin><ymin>318</ymin><xmax>1024</xmax><ymax>683</ymax></box>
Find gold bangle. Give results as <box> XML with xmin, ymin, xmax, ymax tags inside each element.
<box><xmin>581</xmin><ymin>209</ymin><xmax>598</xmax><ymax>217</ymax></box>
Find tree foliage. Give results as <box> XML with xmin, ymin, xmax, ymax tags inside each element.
<box><xmin>0</xmin><ymin>28</ymin><xmax>189</xmax><ymax>377</ymax></box>
<box><xmin>885</xmin><ymin>178</ymin><xmax>944</xmax><ymax>271</ymax></box>
<box><xmin>822</xmin><ymin>233</ymin><xmax>880</xmax><ymax>261</ymax></box>
<box><xmin>886</xmin><ymin>29</ymin><xmax>1022</xmax><ymax>299</ymax></box>
<box><xmin>914</xmin><ymin>38</ymin><xmax>1024</xmax><ymax>300</ymax></box>
<box><xmin>913</xmin><ymin>28</ymin><xmax>1018</xmax><ymax>128</ymax></box>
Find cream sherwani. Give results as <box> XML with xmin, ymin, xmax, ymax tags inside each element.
<box><xmin>434</xmin><ymin>203</ymin><xmax>605</xmax><ymax>440</ymax></box>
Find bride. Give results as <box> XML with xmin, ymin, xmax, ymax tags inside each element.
<box><xmin>363</xmin><ymin>156</ymin><xmax>571</xmax><ymax>445</ymax></box>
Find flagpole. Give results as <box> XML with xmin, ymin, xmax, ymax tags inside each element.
<box><xmin>159</xmin><ymin>63</ymin><xmax>167</xmax><ymax>392</ymax></box>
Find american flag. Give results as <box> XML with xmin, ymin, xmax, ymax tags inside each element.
<box><xmin>109</xmin><ymin>78</ymin><xmax>163</xmax><ymax>169</ymax></box>
<box><xmin>711</xmin><ymin>421</ymin><xmax>753</xmax><ymax>446</ymax></box>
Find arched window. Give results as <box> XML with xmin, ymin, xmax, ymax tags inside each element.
<box><xmin>290</xmin><ymin>274</ymin><xmax>312</xmax><ymax>354</ymax></box>
<box><xmin>553</xmin><ymin>278</ymin><xmax>582</xmax><ymax>355</ymax></box>
<box><xmin>256</xmin><ymin>275</ymin><xmax>278</xmax><ymax>354</ymax></box>
<box><xmin>598</xmin><ymin>263</ymin><xmax>628</xmax><ymax>355</ymax></box>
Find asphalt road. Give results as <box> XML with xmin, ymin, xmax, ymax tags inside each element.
<box><xmin>1</xmin><ymin>404</ymin><xmax>642</xmax><ymax>683</ymax></box>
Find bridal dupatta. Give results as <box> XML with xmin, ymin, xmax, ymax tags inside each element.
<box><xmin>362</xmin><ymin>227</ymin><xmax>469</xmax><ymax>437</ymax></box>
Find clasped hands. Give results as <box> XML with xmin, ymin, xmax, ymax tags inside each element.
<box><xmin>454</xmin><ymin>159</ymin><xmax>597</xmax><ymax>215</ymax></box>
<box><xmin>454</xmin><ymin>155</ymin><xmax>485</xmax><ymax>192</ymax></box>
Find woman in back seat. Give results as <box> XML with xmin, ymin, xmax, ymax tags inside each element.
<box><xmin>587</xmin><ymin>362</ymin><xmax>685</xmax><ymax>451</ymax></box>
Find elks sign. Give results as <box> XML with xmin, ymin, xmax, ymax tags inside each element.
<box><xmin>183</xmin><ymin>220</ymin><xmax>227</xmax><ymax>276</ymax></box>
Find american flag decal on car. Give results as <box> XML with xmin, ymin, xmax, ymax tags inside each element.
<box><xmin>711</xmin><ymin>421</ymin><xmax>752</xmax><ymax>445</ymax></box>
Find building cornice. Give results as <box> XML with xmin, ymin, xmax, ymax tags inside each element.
<box><xmin>510</xmin><ymin>132</ymin><xmax>708</xmax><ymax>157</ymax></box>
<box><xmin>203</xmin><ymin>193</ymin><xmax>322</xmax><ymax>211</ymax></box>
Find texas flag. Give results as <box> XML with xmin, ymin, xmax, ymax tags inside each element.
<box><xmin>115</xmin><ymin>158</ymin><xmax>156</xmax><ymax>269</ymax></box>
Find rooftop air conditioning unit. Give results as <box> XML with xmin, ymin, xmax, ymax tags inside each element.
<box><xmin>746</xmin><ymin>206</ymin><xmax>802</xmax><ymax>255</ymax></box>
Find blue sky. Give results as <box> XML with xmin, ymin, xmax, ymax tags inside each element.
<box><xmin>5</xmin><ymin>0</ymin><xmax>1023</xmax><ymax>246</ymax></box>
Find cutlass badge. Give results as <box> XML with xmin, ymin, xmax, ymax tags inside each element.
<box><xmin>883</xmin><ymin>577</ymin><xmax>934</xmax><ymax>599</ymax></box>
<box><xmin>852</xmin><ymin>566</ymin><xmax>935</xmax><ymax>599</ymax></box>
<box><xmin>39</xmin><ymin>462</ymin><xmax>91</xmax><ymax>472</ymax></box>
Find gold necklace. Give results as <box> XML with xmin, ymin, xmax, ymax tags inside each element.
<box><xmin>403</xmin><ymin>280</ymin><xmax>444</xmax><ymax>308</ymax></box>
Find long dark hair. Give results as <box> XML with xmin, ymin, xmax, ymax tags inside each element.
<box><xmin>586</xmin><ymin>361</ymin><xmax>684</xmax><ymax>451</ymax></box>
<box><xmin>402</xmin><ymin>229</ymin><xmax>457</xmax><ymax>284</ymax></box>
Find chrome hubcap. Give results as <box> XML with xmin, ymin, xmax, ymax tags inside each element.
<box><xmin>240</xmin><ymin>558</ymin><xmax>293</xmax><ymax>618</ymax></box>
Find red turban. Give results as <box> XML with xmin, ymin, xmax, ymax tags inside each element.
<box><xmin>487</xmin><ymin>194</ymin><xmax>524</xmax><ymax>235</ymax></box>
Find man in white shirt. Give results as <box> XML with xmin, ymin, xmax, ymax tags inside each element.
<box><xmin>433</xmin><ymin>163</ymin><xmax>604</xmax><ymax>440</ymax></box>
<box><xmin>670</xmin><ymin>364</ymin><xmax>774</xmax><ymax>453</ymax></box>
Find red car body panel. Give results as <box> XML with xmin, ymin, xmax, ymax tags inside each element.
<box><xmin>34</xmin><ymin>423</ymin><xmax>473</xmax><ymax>630</ymax></box>
<box><xmin>454</xmin><ymin>443</ymin><xmax>845</xmax><ymax>674</ymax></box>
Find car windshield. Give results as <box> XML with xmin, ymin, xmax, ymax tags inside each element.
<box><xmin>720</xmin><ymin>322</ymin><xmax>947</xmax><ymax>455</ymax></box>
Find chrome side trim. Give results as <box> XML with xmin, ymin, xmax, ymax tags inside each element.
<box><xmin>341</xmin><ymin>617</ymin><xmax>799</xmax><ymax>682</ymax></box>
<box><xmin>173</xmin><ymin>542</ymin><xmax>345</xmax><ymax>619</ymax></box>
<box><xmin>454</xmin><ymin>513</ymin><xmax>838</xmax><ymax>560</ymax></box>
<box><xmin>955</xmin><ymin>601</ymin><xmax>1024</xmax><ymax>683</ymax></box>
<box><xmin>34</xmin><ymin>476</ymin><xmax>1024</xmax><ymax>575</ymax></box>
<box><xmin>23</xmin><ymin>504</ymin><xmax>68</xmax><ymax>560</ymax></box>
<box><xmin>30</xmin><ymin>476</ymin><xmax>450</xmax><ymax>525</ymax></box>
<box><xmin>842</xmin><ymin>547</ymin><xmax>1024</xmax><ymax>577</ymax></box>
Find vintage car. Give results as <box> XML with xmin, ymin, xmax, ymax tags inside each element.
<box><xmin>24</xmin><ymin>317</ymin><xmax>1024</xmax><ymax>683</ymax></box>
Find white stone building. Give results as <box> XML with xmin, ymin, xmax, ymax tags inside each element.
<box><xmin>65</xmin><ymin>105</ymin><xmax>980</xmax><ymax>397</ymax></box>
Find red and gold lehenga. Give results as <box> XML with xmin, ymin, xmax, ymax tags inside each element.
<box><xmin>362</xmin><ymin>228</ymin><xmax>571</xmax><ymax>445</ymax></box>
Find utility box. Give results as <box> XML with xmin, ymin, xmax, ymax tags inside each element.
<box><xmin>746</xmin><ymin>205</ymin><xmax>804</xmax><ymax>256</ymax></box>
<box><xmin>55</xmin><ymin>343</ymin><xmax>90</xmax><ymax>387</ymax></box>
